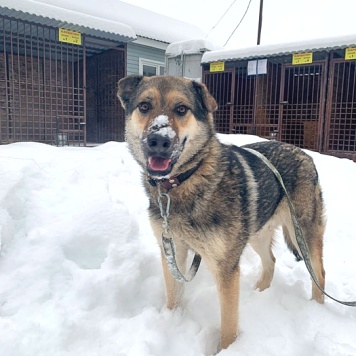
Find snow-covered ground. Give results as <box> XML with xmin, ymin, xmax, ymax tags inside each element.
<box><xmin>0</xmin><ymin>134</ymin><xmax>355</xmax><ymax>356</ymax></box>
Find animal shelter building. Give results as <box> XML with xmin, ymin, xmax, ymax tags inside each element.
<box><xmin>0</xmin><ymin>1</ymin><xmax>136</xmax><ymax>145</ymax></box>
<box><xmin>1</xmin><ymin>0</ymin><xmax>355</xmax><ymax>161</ymax></box>
<box><xmin>0</xmin><ymin>0</ymin><xmax>205</xmax><ymax>146</ymax></box>
<box><xmin>201</xmin><ymin>35</ymin><xmax>356</xmax><ymax>161</ymax></box>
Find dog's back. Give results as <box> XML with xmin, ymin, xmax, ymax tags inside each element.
<box><xmin>240</xmin><ymin>140</ymin><xmax>323</xmax><ymax>232</ymax></box>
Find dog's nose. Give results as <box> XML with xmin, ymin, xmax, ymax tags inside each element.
<box><xmin>147</xmin><ymin>133</ymin><xmax>171</xmax><ymax>153</ymax></box>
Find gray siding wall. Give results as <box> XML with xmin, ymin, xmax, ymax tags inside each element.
<box><xmin>127</xmin><ymin>43</ymin><xmax>165</xmax><ymax>75</ymax></box>
<box><xmin>166</xmin><ymin>54</ymin><xmax>203</xmax><ymax>80</ymax></box>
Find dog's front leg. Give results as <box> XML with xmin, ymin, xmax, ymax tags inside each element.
<box><xmin>160</xmin><ymin>241</ymin><xmax>188</xmax><ymax>309</ymax></box>
<box><xmin>216</xmin><ymin>268</ymin><xmax>240</xmax><ymax>349</ymax></box>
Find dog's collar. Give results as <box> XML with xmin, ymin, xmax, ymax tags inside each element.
<box><xmin>147</xmin><ymin>160</ymin><xmax>202</xmax><ymax>191</ymax></box>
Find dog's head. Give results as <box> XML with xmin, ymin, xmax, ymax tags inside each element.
<box><xmin>117</xmin><ymin>75</ymin><xmax>217</xmax><ymax>178</ymax></box>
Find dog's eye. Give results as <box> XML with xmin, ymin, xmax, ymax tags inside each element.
<box><xmin>138</xmin><ymin>102</ymin><xmax>151</xmax><ymax>114</ymax></box>
<box><xmin>175</xmin><ymin>105</ymin><xmax>188</xmax><ymax>116</ymax></box>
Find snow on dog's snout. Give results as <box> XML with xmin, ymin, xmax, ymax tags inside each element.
<box><xmin>148</xmin><ymin>114</ymin><xmax>176</xmax><ymax>138</ymax></box>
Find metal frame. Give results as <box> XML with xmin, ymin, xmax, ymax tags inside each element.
<box><xmin>0</xmin><ymin>15</ymin><xmax>86</xmax><ymax>145</ymax></box>
<box><xmin>203</xmin><ymin>54</ymin><xmax>356</xmax><ymax>160</ymax></box>
<box><xmin>0</xmin><ymin>14</ymin><xmax>127</xmax><ymax>146</ymax></box>
<box><xmin>203</xmin><ymin>61</ymin><xmax>281</xmax><ymax>140</ymax></box>
<box><xmin>279</xmin><ymin>60</ymin><xmax>327</xmax><ymax>151</ymax></box>
<box><xmin>203</xmin><ymin>68</ymin><xmax>235</xmax><ymax>134</ymax></box>
<box><xmin>85</xmin><ymin>47</ymin><xmax>126</xmax><ymax>143</ymax></box>
<box><xmin>324</xmin><ymin>58</ymin><xmax>356</xmax><ymax>159</ymax></box>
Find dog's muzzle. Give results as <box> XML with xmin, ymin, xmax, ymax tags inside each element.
<box><xmin>145</xmin><ymin>132</ymin><xmax>174</xmax><ymax>174</ymax></box>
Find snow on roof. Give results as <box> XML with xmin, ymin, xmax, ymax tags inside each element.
<box><xmin>202</xmin><ymin>34</ymin><xmax>356</xmax><ymax>63</ymax></box>
<box><xmin>34</xmin><ymin>0</ymin><xmax>208</xmax><ymax>44</ymax></box>
<box><xmin>0</xmin><ymin>0</ymin><xmax>136</xmax><ymax>42</ymax></box>
<box><xmin>165</xmin><ymin>39</ymin><xmax>223</xmax><ymax>57</ymax></box>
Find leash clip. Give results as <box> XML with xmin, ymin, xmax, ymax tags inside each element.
<box><xmin>157</xmin><ymin>183</ymin><xmax>172</xmax><ymax>236</ymax></box>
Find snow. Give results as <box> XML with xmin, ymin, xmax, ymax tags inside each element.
<box><xmin>202</xmin><ymin>33</ymin><xmax>356</xmax><ymax>63</ymax></box>
<box><xmin>166</xmin><ymin>39</ymin><xmax>223</xmax><ymax>58</ymax></box>
<box><xmin>0</xmin><ymin>134</ymin><xmax>355</xmax><ymax>356</ymax></box>
<box><xmin>0</xmin><ymin>0</ymin><xmax>208</xmax><ymax>44</ymax></box>
<box><xmin>0</xmin><ymin>0</ymin><xmax>136</xmax><ymax>40</ymax></box>
<box><xmin>148</xmin><ymin>115</ymin><xmax>176</xmax><ymax>140</ymax></box>
<box><xmin>34</xmin><ymin>0</ymin><xmax>207</xmax><ymax>44</ymax></box>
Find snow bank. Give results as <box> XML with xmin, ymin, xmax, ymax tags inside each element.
<box><xmin>0</xmin><ymin>136</ymin><xmax>355</xmax><ymax>355</ymax></box>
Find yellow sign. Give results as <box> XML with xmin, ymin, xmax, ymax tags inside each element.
<box><xmin>345</xmin><ymin>47</ymin><xmax>356</xmax><ymax>60</ymax></box>
<box><xmin>59</xmin><ymin>29</ymin><xmax>82</xmax><ymax>46</ymax></box>
<box><xmin>292</xmin><ymin>52</ymin><xmax>313</xmax><ymax>65</ymax></box>
<box><xmin>210</xmin><ymin>61</ymin><xmax>225</xmax><ymax>72</ymax></box>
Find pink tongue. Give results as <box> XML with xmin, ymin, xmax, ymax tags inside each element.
<box><xmin>148</xmin><ymin>157</ymin><xmax>171</xmax><ymax>171</ymax></box>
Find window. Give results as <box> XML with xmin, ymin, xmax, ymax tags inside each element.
<box><xmin>139</xmin><ymin>58</ymin><xmax>165</xmax><ymax>76</ymax></box>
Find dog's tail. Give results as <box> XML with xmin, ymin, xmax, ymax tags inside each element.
<box><xmin>282</xmin><ymin>227</ymin><xmax>303</xmax><ymax>262</ymax></box>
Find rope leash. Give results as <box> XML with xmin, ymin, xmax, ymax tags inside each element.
<box><xmin>244</xmin><ymin>147</ymin><xmax>356</xmax><ymax>307</ymax></box>
<box><xmin>157</xmin><ymin>183</ymin><xmax>201</xmax><ymax>282</ymax></box>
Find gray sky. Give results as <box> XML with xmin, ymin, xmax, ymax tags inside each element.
<box><xmin>121</xmin><ymin>0</ymin><xmax>356</xmax><ymax>48</ymax></box>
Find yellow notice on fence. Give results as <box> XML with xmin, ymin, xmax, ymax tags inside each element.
<box><xmin>59</xmin><ymin>29</ymin><xmax>82</xmax><ymax>45</ymax></box>
<box><xmin>210</xmin><ymin>62</ymin><xmax>225</xmax><ymax>72</ymax></box>
<box><xmin>292</xmin><ymin>52</ymin><xmax>313</xmax><ymax>65</ymax></box>
<box><xmin>345</xmin><ymin>48</ymin><xmax>356</xmax><ymax>60</ymax></box>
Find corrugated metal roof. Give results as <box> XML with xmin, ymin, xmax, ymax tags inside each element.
<box><xmin>34</xmin><ymin>0</ymin><xmax>207</xmax><ymax>44</ymax></box>
<box><xmin>0</xmin><ymin>0</ymin><xmax>136</xmax><ymax>43</ymax></box>
<box><xmin>0</xmin><ymin>0</ymin><xmax>208</xmax><ymax>45</ymax></box>
<box><xmin>202</xmin><ymin>34</ymin><xmax>356</xmax><ymax>63</ymax></box>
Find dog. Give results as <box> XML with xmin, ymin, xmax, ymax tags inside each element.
<box><xmin>117</xmin><ymin>75</ymin><xmax>326</xmax><ymax>350</ymax></box>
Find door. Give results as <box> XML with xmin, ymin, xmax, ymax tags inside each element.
<box><xmin>203</xmin><ymin>69</ymin><xmax>235</xmax><ymax>134</ymax></box>
<box><xmin>97</xmin><ymin>49</ymin><xmax>125</xmax><ymax>142</ymax></box>
<box><xmin>86</xmin><ymin>49</ymin><xmax>125</xmax><ymax>143</ymax></box>
<box><xmin>279</xmin><ymin>62</ymin><xmax>326</xmax><ymax>151</ymax></box>
<box><xmin>324</xmin><ymin>59</ymin><xmax>356</xmax><ymax>158</ymax></box>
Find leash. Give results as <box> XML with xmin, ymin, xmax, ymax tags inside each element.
<box><xmin>244</xmin><ymin>147</ymin><xmax>356</xmax><ymax>307</ymax></box>
<box><xmin>157</xmin><ymin>182</ymin><xmax>202</xmax><ymax>282</ymax></box>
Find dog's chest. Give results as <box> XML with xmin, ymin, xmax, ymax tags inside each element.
<box><xmin>149</xmin><ymin>193</ymin><xmax>243</xmax><ymax>240</ymax></box>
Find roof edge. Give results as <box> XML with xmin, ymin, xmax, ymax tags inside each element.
<box><xmin>0</xmin><ymin>0</ymin><xmax>136</xmax><ymax>42</ymax></box>
<box><xmin>202</xmin><ymin>34</ymin><xmax>356</xmax><ymax>63</ymax></box>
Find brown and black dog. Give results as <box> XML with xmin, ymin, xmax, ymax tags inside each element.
<box><xmin>117</xmin><ymin>75</ymin><xmax>326</xmax><ymax>350</ymax></box>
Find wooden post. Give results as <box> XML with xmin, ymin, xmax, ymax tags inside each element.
<box><xmin>257</xmin><ymin>0</ymin><xmax>264</xmax><ymax>45</ymax></box>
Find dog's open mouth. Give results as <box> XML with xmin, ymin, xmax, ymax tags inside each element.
<box><xmin>148</xmin><ymin>156</ymin><xmax>172</xmax><ymax>173</ymax></box>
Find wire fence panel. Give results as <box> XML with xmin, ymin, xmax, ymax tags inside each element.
<box><xmin>325</xmin><ymin>59</ymin><xmax>356</xmax><ymax>158</ymax></box>
<box><xmin>0</xmin><ymin>16</ymin><xmax>86</xmax><ymax>145</ymax></box>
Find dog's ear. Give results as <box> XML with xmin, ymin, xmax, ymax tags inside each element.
<box><xmin>192</xmin><ymin>81</ymin><xmax>218</xmax><ymax>113</ymax></box>
<box><xmin>117</xmin><ymin>75</ymin><xmax>144</xmax><ymax>109</ymax></box>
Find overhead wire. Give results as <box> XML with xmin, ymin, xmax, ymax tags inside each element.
<box><xmin>223</xmin><ymin>0</ymin><xmax>254</xmax><ymax>47</ymax></box>
<box><xmin>205</xmin><ymin>0</ymin><xmax>237</xmax><ymax>38</ymax></box>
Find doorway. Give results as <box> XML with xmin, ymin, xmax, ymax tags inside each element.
<box><xmin>324</xmin><ymin>58</ymin><xmax>356</xmax><ymax>157</ymax></box>
<box><xmin>86</xmin><ymin>48</ymin><xmax>126</xmax><ymax>143</ymax></box>
<box><xmin>279</xmin><ymin>62</ymin><xmax>327</xmax><ymax>150</ymax></box>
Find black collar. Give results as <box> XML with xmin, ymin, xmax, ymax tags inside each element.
<box><xmin>147</xmin><ymin>160</ymin><xmax>202</xmax><ymax>191</ymax></box>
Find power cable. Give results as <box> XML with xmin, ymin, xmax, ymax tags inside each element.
<box><xmin>206</xmin><ymin>0</ymin><xmax>237</xmax><ymax>38</ymax></box>
<box><xmin>224</xmin><ymin>0</ymin><xmax>253</xmax><ymax>47</ymax></box>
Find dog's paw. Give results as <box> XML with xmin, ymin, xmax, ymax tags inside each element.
<box><xmin>311</xmin><ymin>292</ymin><xmax>325</xmax><ymax>304</ymax></box>
<box><xmin>255</xmin><ymin>277</ymin><xmax>272</xmax><ymax>291</ymax></box>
